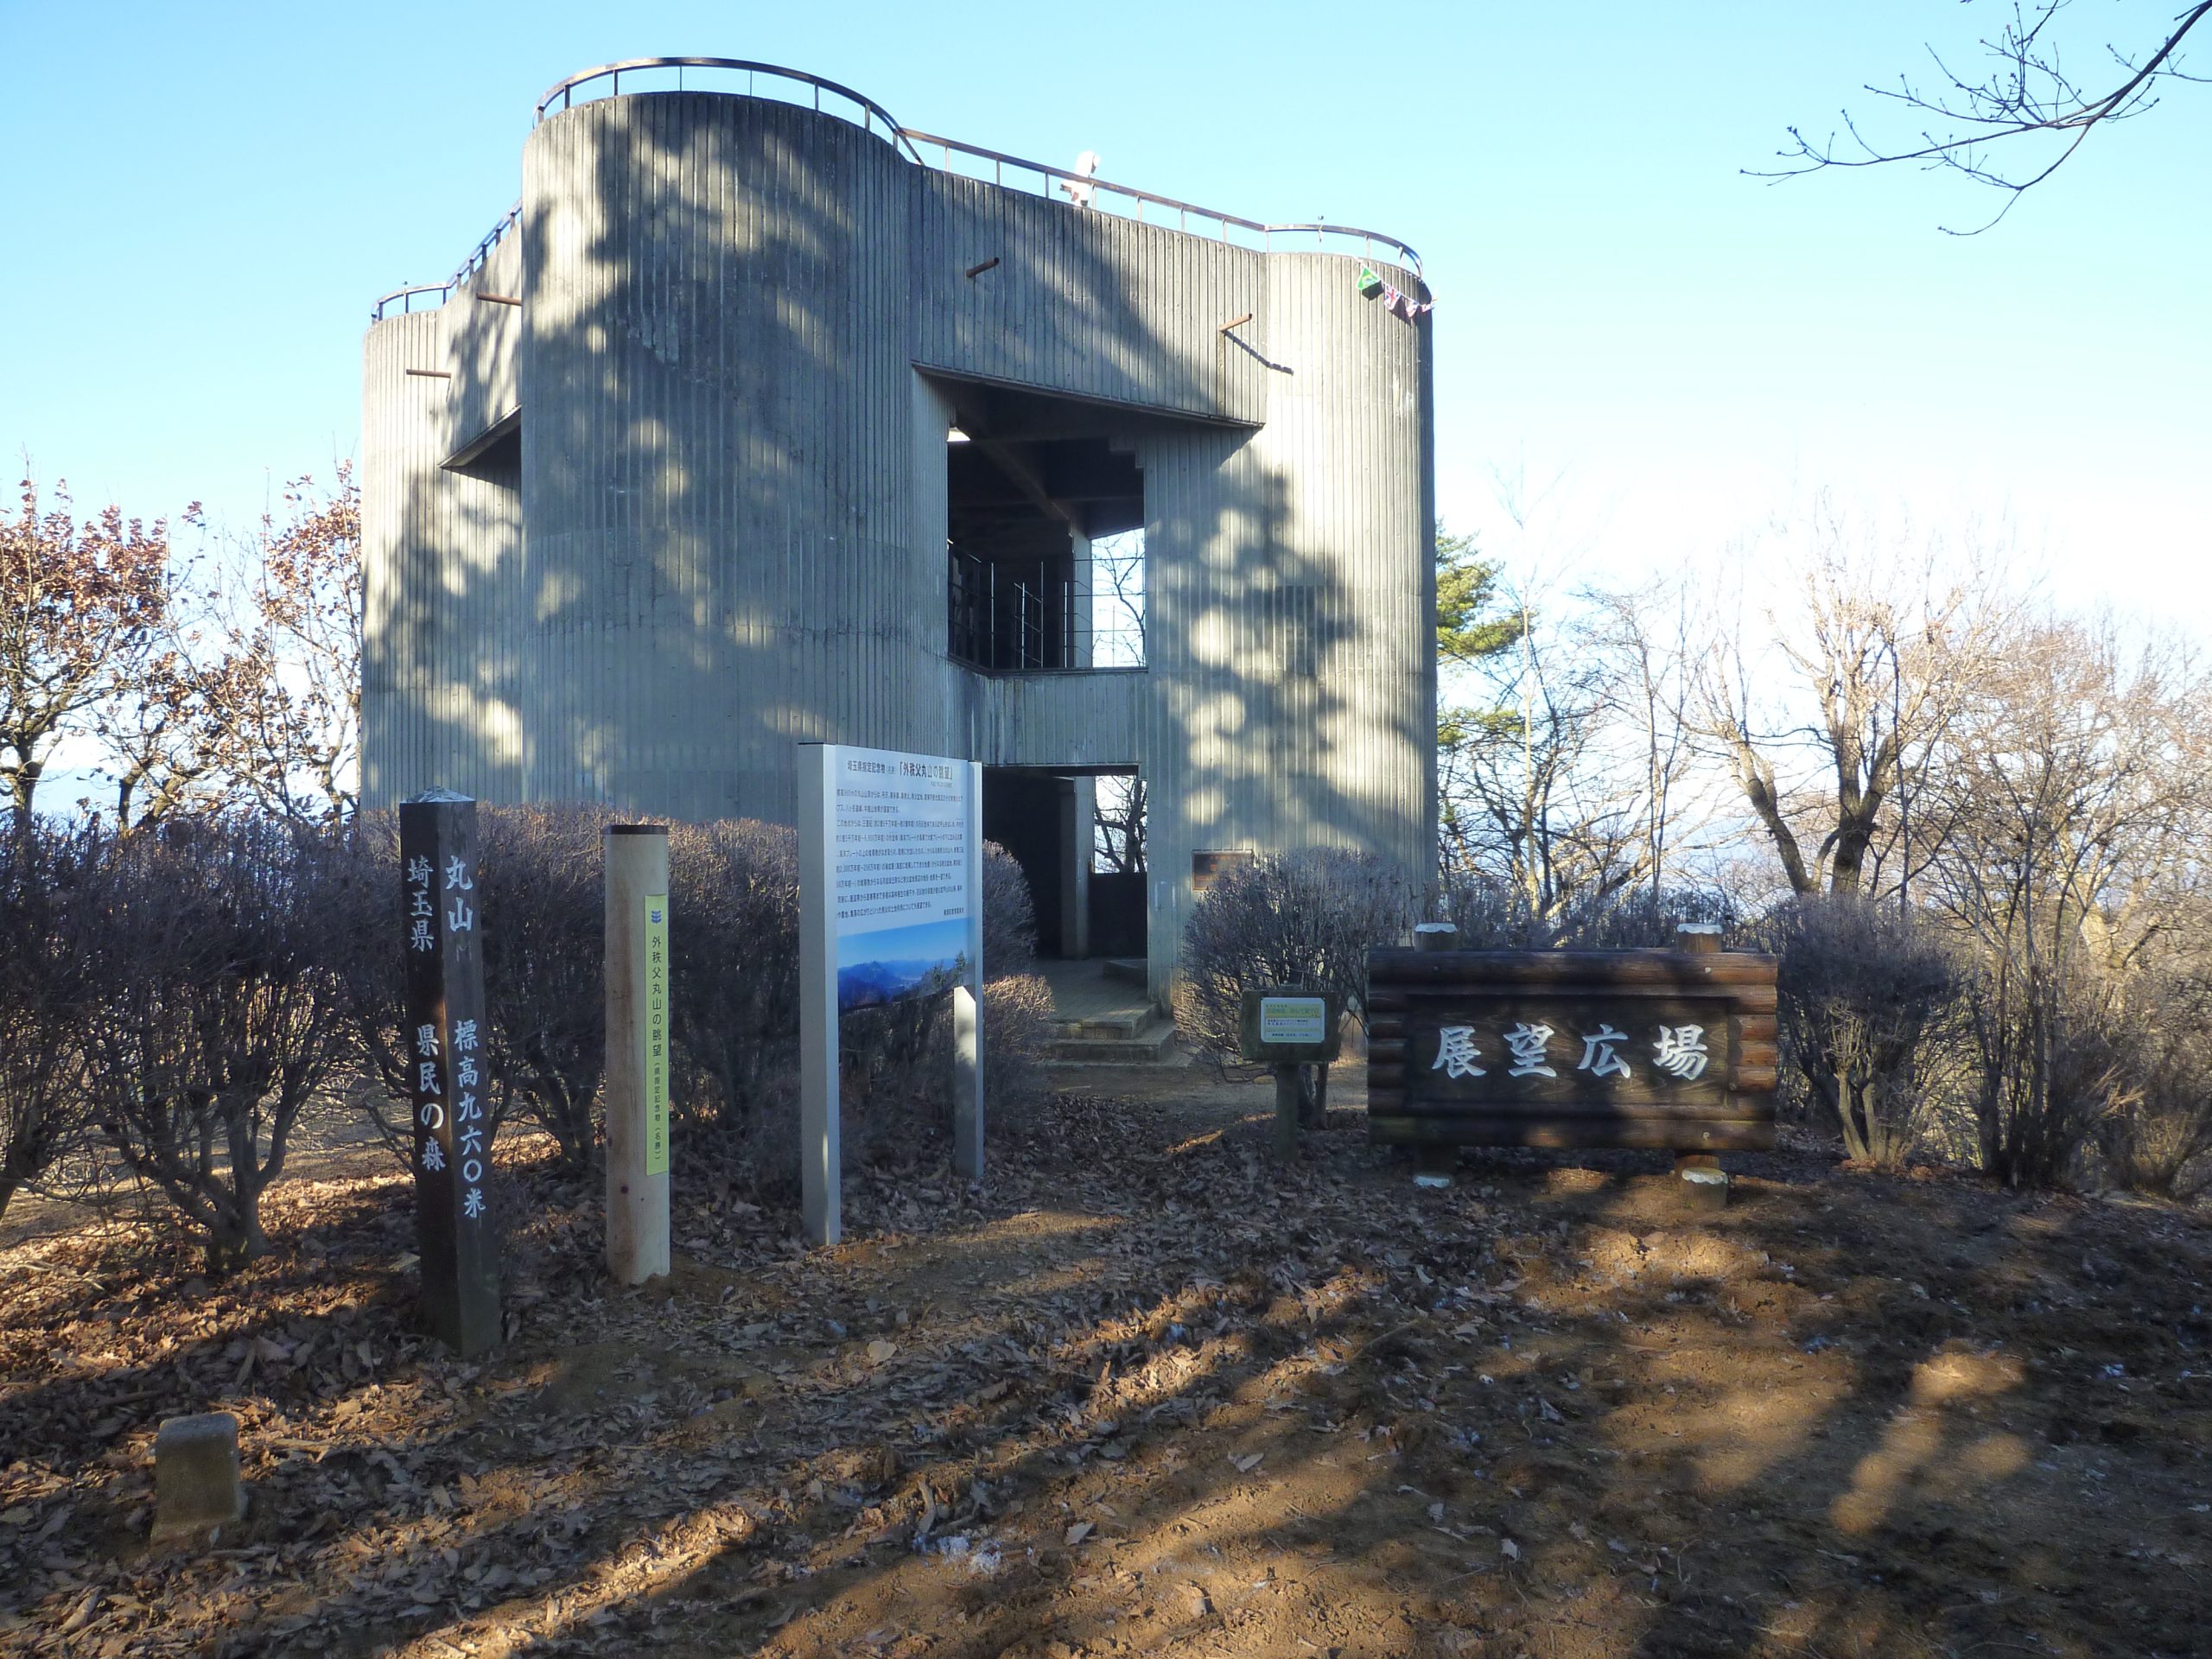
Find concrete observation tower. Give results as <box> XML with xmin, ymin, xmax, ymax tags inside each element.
<box><xmin>362</xmin><ymin>60</ymin><xmax>1435</xmax><ymax>1006</ymax></box>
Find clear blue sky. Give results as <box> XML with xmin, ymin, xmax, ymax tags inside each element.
<box><xmin>4</xmin><ymin>2</ymin><xmax>2205</xmax><ymax>615</ymax></box>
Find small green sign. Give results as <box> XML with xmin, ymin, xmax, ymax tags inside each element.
<box><xmin>644</xmin><ymin>895</ymin><xmax>670</xmax><ymax>1177</ymax></box>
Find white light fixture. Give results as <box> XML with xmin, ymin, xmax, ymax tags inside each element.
<box><xmin>946</xmin><ymin>425</ymin><xmax>971</xmax><ymax>444</ymax></box>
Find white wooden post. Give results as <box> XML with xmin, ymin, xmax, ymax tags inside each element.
<box><xmin>798</xmin><ymin>744</ymin><xmax>841</xmax><ymax>1246</ymax></box>
<box><xmin>605</xmin><ymin>824</ymin><xmax>671</xmax><ymax>1284</ymax></box>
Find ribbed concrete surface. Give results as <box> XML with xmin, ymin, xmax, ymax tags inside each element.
<box><xmin>362</xmin><ymin>88</ymin><xmax>1434</xmax><ymax>1001</ymax></box>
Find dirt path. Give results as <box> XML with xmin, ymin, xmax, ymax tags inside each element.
<box><xmin>3</xmin><ymin>1068</ymin><xmax>2210</xmax><ymax>1657</ymax></box>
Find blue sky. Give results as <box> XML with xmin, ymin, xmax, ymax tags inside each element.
<box><xmin>3</xmin><ymin>2</ymin><xmax>2205</xmax><ymax>616</ymax></box>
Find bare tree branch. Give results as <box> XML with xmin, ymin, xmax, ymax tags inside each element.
<box><xmin>1754</xmin><ymin>1</ymin><xmax>2212</xmax><ymax>232</ymax></box>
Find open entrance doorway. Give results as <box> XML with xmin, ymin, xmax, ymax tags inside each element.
<box><xmin>984</xmin><ymin>764</ymin><xmax>1165</xmax><ymax>1047</ymax></box>
<box><xmin>980</xmin><ymin>766</ymin><xmax>1147</xmax><ymax>967</ymax></box>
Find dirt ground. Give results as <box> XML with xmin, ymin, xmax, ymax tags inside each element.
<box><xmin>3</xmin><ymin>1065</ymin><xmax>2210</xmax><ymax>1659</ymax></box>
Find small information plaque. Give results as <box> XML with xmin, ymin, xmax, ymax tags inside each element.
<box><xmin>1259</xmin><ymin>995</ymin><xmax>1328</xmax><ymax>1047</ymax></box>
<box><xmin>1237</xmin><ymin>987</ymin><xmax>1344</xmax><ymax>1065</ymax></box>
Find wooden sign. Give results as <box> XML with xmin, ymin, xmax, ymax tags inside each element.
<box><xmin>399</xmin><ymin>792</ymin><xmax>501</xmax><ymax>1357</ymax></box>
<box><xmin>1364</xmin><ymin>948</ymin><xmax>1779</xmax><ymax>1153</ymax></box>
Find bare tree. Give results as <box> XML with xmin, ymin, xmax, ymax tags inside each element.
<box><xmin>1925</xmin><ymin>617</ymin><xmax>2209</xmax><ymax>1185</ymax></box>
<box><xmin>1761</xmin><ymin>1</ymin><xmax>2212</xmax><ymax>231</ymax></box>
<box><xmin>1696</xmin><ymin>511</ymin><xmax>2010</xmax><ymax>899</ymax></box>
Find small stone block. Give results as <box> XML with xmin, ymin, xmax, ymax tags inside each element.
<box><xmin>1680</xmin><ymin>1166</ymin><xmax>1730</xmax><ymax>1213</ymax></box>
<box><xmin>152</xmin><ymin>1412</ymin><xmax>245</xmax><ymax>1541</ymax></box>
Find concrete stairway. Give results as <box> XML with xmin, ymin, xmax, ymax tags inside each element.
<box><xmin>1039</xmin><ymin>959</ymin><xmax>1179</xmax><ymax>1065</ymax></box>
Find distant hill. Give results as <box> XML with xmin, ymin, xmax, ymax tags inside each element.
<box><xmin>838</xmin><ymin>957</ymin><xmax>957</xmax><ymax>1012</ymax></box>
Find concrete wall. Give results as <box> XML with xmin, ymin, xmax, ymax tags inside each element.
<box><xmin>363</xmin><ymin>87</ymin><xmax>1434</xmax><ymax>1002</ymax></box>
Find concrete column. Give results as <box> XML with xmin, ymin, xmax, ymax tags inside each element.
<box><xmin>605</xmin><ymin>824</ymin><xmax>671</xmax><ymax>1283</ymax></box>
<box><xmin>1058</xmin><ymin>776</ymin><xmax>1093</xmax><ymax>959</ymax></box>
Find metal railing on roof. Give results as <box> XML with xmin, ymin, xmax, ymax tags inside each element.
<box><xmin>900</xmin><ymin>128</ymin><xmax>1421</xmax><ymax>276</ymax></box>
<box><xmin>534</xmin><ymin>59</ymin><xmax>923</xmax><ymax>161</ymax></box>
<box><xmin>369</xmin><ymin>201</ymin><xmax>521</xmax><ymax>321</ymax></box>
<box><xmin>372</xmin><ymin>59</ymin><xmax>1420</xmax><ymax>320</ymax></box>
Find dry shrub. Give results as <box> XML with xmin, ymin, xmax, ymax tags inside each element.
<box><xmin>317</xmin><ymin>810</ymin><xmax>415</xmax><ymax>1162</ymax></box>
<box><xmin>83</xmin><ymin>818</ymin><xmax>355</xmax><ymax>1268</ymax></box>
<box><xmin>2101</xmin><ymin>967</ymin><xmax>2212</xmax><ymax>1198</ymax></box>
<box><xmin>667</xmin><ymin>817</ymin><xmax>801</xmax><ymax>1183</ymax></box>
<box><xmin>1176</xmin><ymin>849</ymin><xmax>1417</xmax><ymax>1124</ymax></box>
<box><xmin>0</xmin><ymin>822</ymin><xmax>105</xmax><ymax>1223</ymax></box>
<box><xmin>1769</xmin><ymin>897</ymin><xmax>1967</xmax><ymax>1166</ymax></box>
<box><xmin>474</xmin><ymin>804</ymin><xmax>612</xmax><ymax>1173</ymax></box>
<box><xmin>1967</xmin><ymin>958</ymin><xmax>2133</xmax><ymax>1190</ymax></box>
<box><xmin>982</xmin><ymin>971</ymin><xmax>1055</xmax><ymax>1115</ymax></box>
<box><xmin>322</xmin><ymin>803</ymin><xmax>613</xmax><ymax>1176</ymax></box>
<box><xmin>982</xmin><ymin>841</ymin><xmax>1038</xmax><ymax>974</ymax></box>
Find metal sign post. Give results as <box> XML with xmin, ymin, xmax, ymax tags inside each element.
<box><xmin>399</xmin><ymin>791</ymin><xmax>501</xmax><ymax>1356</ymax></box>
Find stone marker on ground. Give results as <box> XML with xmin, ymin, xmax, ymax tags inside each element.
<box><xmin>151</xmin><ymin>1412</ymin><xmax>245</xmax><ymax>1542</ymax></box>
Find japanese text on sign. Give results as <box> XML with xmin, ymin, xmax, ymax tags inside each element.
<box><xmin>644</xmin><ymin>895</ymin><xmax>670</xmax><ymax>1177</ymax></box>
<box><xmin>1428</xmin><ymin>1020</ymin><xmax>1711</xmax><ymax>1085</ymax></box>
<box><xmin>830</xmin><ymin>749</ymin><xmax>970</xmax><ymax>937</ymax></box>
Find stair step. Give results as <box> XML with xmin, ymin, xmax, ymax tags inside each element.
<box><xmin>1044</xmin><ymin>1020</ymin><xmax>1179</xmax><ymax>1065</ymax></box>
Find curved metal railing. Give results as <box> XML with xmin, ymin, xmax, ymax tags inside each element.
<box><xmin>373</xmin><ymin>60</ymin><xmax>1420</xmax><ymax>319</ymax></box>
<box><xmin>370</xmin><ymin>201</ymin><xmax>521</xmax><ymax>321</ymax></box>
<box><xmin>534</xmin><ymin>59</ymin><xmax>923</xmax><ymax>162</ymax></box>
<box><xmin>899</xmin><ymin>127</ymin><xmax>1420</xmax><ymax>276</ymax></box>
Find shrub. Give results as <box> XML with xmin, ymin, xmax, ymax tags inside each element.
<box><xmin>1175</xmin><ymin>848</ymin><xmax>1419</xmax><ymax>1118</ymax></box>
<box><xmin>666</xmin><ymin>817</ymin><xmax>801</xmax><ymax>1178</ymax></box>
<box><xmin>2098</xmin><ymin>966</ymin><xmax>2212</xmax><ymax>1198</ymax></box>
<box><xmin>1768</xmin><ymin>897</ymin><xmax>1966</xmax><ymax>1166</ymax></box>
<box><xmin>1967</xmin><ymin>957</ymin><xmax>2131</xmax><ymax>1190</ymax></box>
<box><xmin>317</xmin><ymin>810</ymin><xmax>416</xmax><ymax>1163</ymax></box>
<box><xmin>982</xmin><ymin>971</ymin><xmax>1055</xmax><ymax>1115</ymax></box>
<box><xmin>0</xmin><ymin>822</ymin><xmax>105</xmax><ymax>1224</ymax></box>
<box><xmin>83</xmin><ymin>818</ymin><xmax>355</xmax><ymax>1268</ymax></box>
<box><xmin>474</xmin><ymin>804</ymin><xmax>612</xmax><ymax>1174</ymax></box>
<box><xmin>981</xmin><ymin>841</ymin><xmax>1038</xmax><ymax>975</ymax></box>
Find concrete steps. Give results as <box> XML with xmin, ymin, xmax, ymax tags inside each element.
<box><xmin>1044</xmin><ymin>1010</ymin><xmax>1179</xmax><ymax>1065</ymax></box>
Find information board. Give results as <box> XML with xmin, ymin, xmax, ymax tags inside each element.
<box><xmin>799</xmin><ymin>744</ymin><xmax>985</xmax><ymax>1246</ymax></box>
<box><xmin>827</xmin><ymin>747</ymin><xmax>975</xmax><ymax>1011</ymax></box>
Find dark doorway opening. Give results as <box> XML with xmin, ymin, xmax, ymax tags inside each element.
<box><xmin>982</xmin><ymin>766</ymin><xmax>1145</xmax><ymax>966</ymax></box>
<box><xmin>942</xmin><ymin>382</ymin><xmax>1145</xmax><ymax>675</ymax></box>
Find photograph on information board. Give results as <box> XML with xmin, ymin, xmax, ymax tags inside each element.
<box><xmin>830</xmin><ymin>747</ymin><xmax>976</xmax><ymax>1012</ymax></box>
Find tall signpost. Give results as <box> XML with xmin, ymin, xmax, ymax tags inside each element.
<box><xmin>605</xmin><ymin>824</ymin><xmax>672</xmax><ymax>1285</ymax></box>
<box><xmin>399</xmin><ymin>791</ymin><xmax>501</xmax><ymax>1357</ymax></box>
<box><xmin>799</xmin><ymin>743</ymin><xmax>984</xmax><ymax>1247</ymax></box>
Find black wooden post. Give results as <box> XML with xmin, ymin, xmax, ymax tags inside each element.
<box><xmin>400</xmin><ymin>791</ymin><xmax>501</xmax><ymax>1357</ymax></box>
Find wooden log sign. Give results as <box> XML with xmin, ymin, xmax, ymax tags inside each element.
<box><xmin>1364</xmin><ymin>948</ymin><xmax>1780</xmax><ymax>1153</ymax></box>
